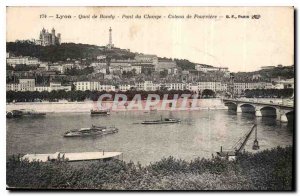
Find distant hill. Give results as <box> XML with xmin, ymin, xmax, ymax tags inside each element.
<box><xmin>256</xmin><ymin>66</ymin><xmax>294</xmax><ymax>79</ymax></box>
<box><xmin>174</xmin><ymin>59</ymin><xmax>196</xmax><ymax>70</ymax></box>
<box><xmin>234</xmin><ymin>66</ymin><xmax>294</xmax><ymax>81</ymax></box>
<box><xmin>6</xmin><ymin>41</ymin><xmax>135</xmax><ymax>62</ymax></box>
<box><xmin>8</xmin><ymin>41</ymin><xmax>290</xmax><ymax>78</ymax></box>
<box><xmin>6</xmin><ymin>41</ymin><xmax>206</xmax><ymax>70</ymax></box>
<box><xmin>158</xmin><ymin>58</ymin><xmax>214</xmax><ymax>70</ymax></box>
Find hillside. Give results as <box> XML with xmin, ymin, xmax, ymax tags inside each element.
<box><xmin>6</xmin><ymin>41</ymin><xmax>209</xmax><ymax>70</ymax></box>
<box><xmin>7</xmin><ymin>42</ymin><xmax>293</xmax><ymax>75</ymax></box>
<box><xmin>6</xmin><ymin>41</ymin><xmax>135</xmax><ymax>62</ymax></box>
<box><xmin>234</xmin><ymin>66</ymin><xmax>294</xmax><ymax>81</ymax></box>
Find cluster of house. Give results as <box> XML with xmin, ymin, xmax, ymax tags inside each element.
<box><xmin>6</xmin><ymin>78</ymin><xmax>294</xmax><ymax>96</ymax></box>
<box><xmin>6</xmin><ymin>53</ymin><xmax>84</xmax><ymax>73</ymax></box>
<box><xmin>92</xmin><ymin>54</ymin><xmax>178</xmax><ymax>75</ymax></box>
<box><xmin>6</xmin><ymin>52</ymin><xmax>179</xmax><ymax>76</ymax></box>
<box><xmin>6</xmin><ymin>52</ymin><xmax>294</xmax><ymax>96</ymax></box>
<box><xmin>195</xmin><ymin>64</ymin><xmax>229</xmax><ymax>73</ymax></box>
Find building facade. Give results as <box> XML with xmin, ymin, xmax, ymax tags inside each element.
<box><xmin>7</xmin><ymin>56</ymin><xmax>39</xmax><ymax>66</ymax></box>
<box><xmin>7</xmin><ymin>79</ymin><xmax>35</xmax><ymax>92</ymax></box>
<box><xmin>155</xmin><ymin>60</ymin><xmax>177</xmax><ymax>72</ymax></box>
<box><xmin>134</xmin><ymin>54</ymin><xmax>158</xmax><ymax>65</ymax></box>
<box><xmin>19</xmin><ymin>79</ymin><xmax>35</xmax><ymax>91</ymax></box>
<box><xmin>74</xmin><ymin>81</ymin><xmax>101</xmax><ymax>91</ymax></box>
<box><xmin>118</xmin><ymin>84</ymin><xmax>132</xmax><ymax>91</ymax></box>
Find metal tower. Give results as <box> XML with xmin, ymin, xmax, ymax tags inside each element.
<box><xmin>108</xmin><ymin>27</ymin><xmax>112</xmax><ymax>48</ymax></box>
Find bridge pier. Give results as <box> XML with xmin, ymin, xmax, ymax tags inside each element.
<box><xmin>277</xmin><ymin>110</ymin><xmax>288</xmax><ymax>123</ymax></box>
<box><xmin>255</xmin><ymin>106</ymin><xmax>262</xmax><ymax>117</ymax></box>
<box><xmin>280</xmin><ymin>114</ymin><xmax>288</xmax><ymax>123</ymax></box>
<box><xmin>236</xmin><ymin>104</ymin><xmax>242</xmax><ymax>113</ymax></box>
<box><xmin>276</xmin><ymin>109</ymin><xmax>281</xmax><ymax>121</ymax></box>
<box><xmin>255</xmin><ymin>110</ymin><xmax>262</xmax><ymax>117</ymax></box>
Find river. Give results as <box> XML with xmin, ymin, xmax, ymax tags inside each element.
<box><xmin>6</xmin><ymin>110</ymin><xmax>293</xmax><ymax>165</ymax></box>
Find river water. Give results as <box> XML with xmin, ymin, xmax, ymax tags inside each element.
<box><xmin>6</xmin><ymin>110</ymin><xmax>293</xmax><ymax>165</ymax></box>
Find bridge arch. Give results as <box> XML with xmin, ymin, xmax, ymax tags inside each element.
<box><xmin>260</xmin><ymin>106</ymin><xmax>277</xmax><ymax>117</ymax></box>
<box><xmin>224</xmin><ymin>101</ymin><xmax>237</xmax><ymax>111</ymax></box>
<box><xmin>222</xmin><ymin>99</ymin><xmax>293</xmax><ymax>122</ymax></box>
<box><xmin>239</xmin><ymin>103</ymin><xmax>256</xmax><ymax>113</ymax></box>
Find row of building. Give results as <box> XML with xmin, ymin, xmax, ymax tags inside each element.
<box><xmin>133</xmin><ymin>81</ymin><xmax>282</xmax><ymax>94</ymax></box>
<box><xmin>6</xmin><ymin>55</ymin><xmax>40</xmax><ymax>66</ymax></box>
<box><xmin>7</xmin><ymin>53</ymin><xmax>179</xmax><ymax>75</ymax></box>
<box><xmin>91</xmin><ymin>55</ymin><xmax>178</xmax><ymax>74</ymax></box>
<box><xmin>6</xmin><ymin>79</ymin><xmax>294</xmax><ymax>94</ymax></box>
<box><xmin>6</xmin><ymin>79</ymin><xmax>71</xmax><ymax>92</ymax></box>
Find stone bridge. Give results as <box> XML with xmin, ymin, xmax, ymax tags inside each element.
<box><xmin>222</xmin><ymin>99</ymin><xmax>294</xmax><ymax>122</ymax></box>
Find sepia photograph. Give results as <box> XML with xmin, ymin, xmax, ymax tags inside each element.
<box><xmin>5</xmin><ymin>6</ymin><xmax>295</xmax><ymax>190</ymax></box>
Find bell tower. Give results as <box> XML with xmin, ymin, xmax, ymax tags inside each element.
<box><xmin>51</xmin><ymin>28</ymin><xmax>56</xmax><ymax>45</ymax></box>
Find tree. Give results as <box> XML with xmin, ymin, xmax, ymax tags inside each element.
<box><xmin>244</xmin><ymin>89</ymin><xmax>294</xmax><ymax>98</ymax></box>
<box><xmin>159</xmin><ymin>70</ymin><xmax>168</xmax><ymax>78</ymax></box>
<box><xmin>65</xmin><ymin>67</ymin><xmax>94</xmax><ymax>76</ymax></box>
<box><xmin>202</xmin><ymin>89</ymin><xmax>215</xmax><ymax>98</ymax></box>
<box><xmin>174</xmin><ymin>58</ymin><xmax>196</xmax><ymax>70</ymax></box>
<box><xmin>7</xmin><ymin>42</ymin><xmax>136</xmax><ymax>63</ymax></box>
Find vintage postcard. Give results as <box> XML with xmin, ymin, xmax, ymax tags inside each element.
<box><xmin>6</xmin><ymin>6</ymin><xmax>294</xmax><ymax>190</ymax></box>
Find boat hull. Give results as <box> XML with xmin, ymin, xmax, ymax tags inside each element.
<box><xmin>90</xmin><ymin>110</ymin><xmax>110</xmax><ymax>116</ymax></box>
<box><xmin>141</xmin><ymin>120</ymin><xmax>180</xmax><ymax>125</ymax></box>
<box><xmin>6</xmin><ymin>110</ymin><xmax>45</xmax><ymax>118</ymax></box>
<box><xmin>91</xmin><ymin>112</ymin><xmax>110</xmax><ymax>116</ymax></box>
<box><xmin>64</xmin><ymin>127</ymin><xmax>118</xmax><ymax>137</ymax></box>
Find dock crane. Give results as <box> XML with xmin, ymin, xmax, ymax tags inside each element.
<box><xmin>217</xmin><ymin>124</ymin><xmax>259</xmax><ymax>160</ymax></box>
<box><xmin>252</xmin><ymin>125</ymin><xmax>260</xmax><ymax>150</ymax></box>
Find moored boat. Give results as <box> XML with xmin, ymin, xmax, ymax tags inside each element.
<box><xmin>141</xmin><ymin>116</ymin><xmax>181</xmax><ymax>124</ymax></box>
<box><xmin>90</xmin><ymin>109</ymin><xmax>110</xmax><ymax>116</ymax></box>
<box><xmin>64</xmin><ymin>125</ymin><xmax>118</xmax><ymax>137</ymax></box>
<box><xmin>6</xmin><ymin>109</ymin><xmax>46</xmax><ymax>118</ymax></box>
<box><xmin>19</xmin><ymin>109</ymin><xmax>46</xmax><ymax>116</ymax></box>
<box><xmin>6</xmin><ymin>110</ymin><xmax>23</xmax><ymax>118</ymax></box>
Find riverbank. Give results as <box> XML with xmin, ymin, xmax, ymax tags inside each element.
<box><xmin>7</xmin><ymin>146</ymin><xmax>293</xmax><ymax>190</ymax></box>
<box><xmin>6</xmin><ymin>99</ymin><xmax>228</xmax><ymax>113</ymax></box>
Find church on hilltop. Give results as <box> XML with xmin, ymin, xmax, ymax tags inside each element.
<box><xmin>34</xmin><ymin>28</ymin><xmax>61</xmax><ymax>46</ymax></box>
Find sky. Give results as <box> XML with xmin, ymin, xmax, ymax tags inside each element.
<box><xmin>6</xmin><ymin>6</ymin><xmax>294</xmax><ymax>72</ymax></box>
